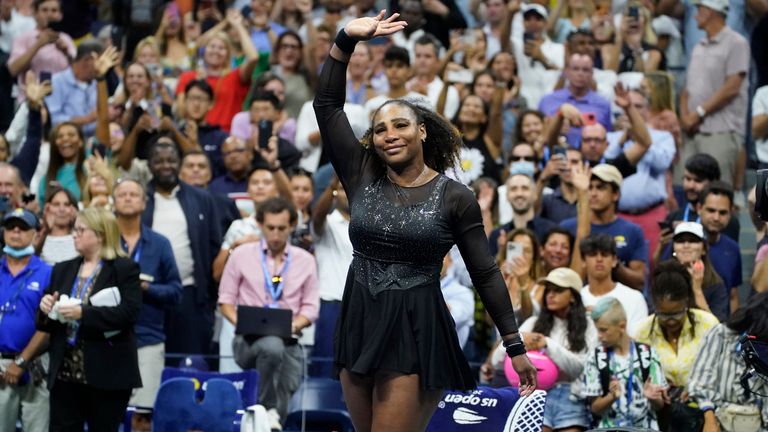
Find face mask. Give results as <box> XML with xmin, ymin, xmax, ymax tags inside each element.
<box><xmin>3</xmin><ymin>245</ymin><xmax>35</xmax><ymax>259</ymax></box>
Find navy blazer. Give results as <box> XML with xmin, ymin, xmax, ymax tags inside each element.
<box><xmin>37</xmin><ymin>257</ymin><xmax>142</xmax><ymax>390</ymax></box>
<box><xmin>142</xmin><ymin>181</ymin><xmax>222</xmax><ymax>304</ymax></box>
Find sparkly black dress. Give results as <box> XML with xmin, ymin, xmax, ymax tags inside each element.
<box><xmin>314</xmin><ymin>54</ymin><xmax>520</xmax><ymax>391</ymax></box>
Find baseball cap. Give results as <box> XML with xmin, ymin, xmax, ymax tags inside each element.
<box><xmin>591</xmin><ymin>164</ymin><xmax>623</xmax><ymax>188</ymax></box>
<box><xmin>674</xmin><ymin>222</ymin><xmax>705</xmax><ymax>240</ymax></box>
<box><xmin>542</xmin><ymin>267</ymin><xmax>583</xmax><ymax>292</ymax></box>
<box><xmin>693</xmin><ymin>0</ymin><xmax>729</xmax><ymax>14</ymax></box>
<box><xmin>521</xmin><ymin>3</ymin><xmax>548</xmax><ymax>19</ymax></box>
<box><xmin>2</xmin><ymin>208</ymin><xmax>39</xmax><ymax>230</ymax></box>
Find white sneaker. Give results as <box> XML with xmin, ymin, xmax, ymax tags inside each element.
<box><xmin>734</xmin><ymin>190</ymin><xmax>746</xmax><ymax>210</ymax></box>
<box><xmin>267</xmin><ymin>408</ymin><xmax>283</xmax><ymax>431</ymax></box>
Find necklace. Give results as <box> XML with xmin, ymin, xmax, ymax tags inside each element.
<box><xmin>387</xmin><ymin>164</ymin><xmax>430</xmax><ymax>188</ymax></box>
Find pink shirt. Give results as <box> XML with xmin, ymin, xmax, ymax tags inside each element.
<box><xmin>218</xmin><ymin>242</ymin><xmax>319</xmax><ymax>322</ymax></box>
<box><xmin>8</xmin><ymin>28</ymin><xmax>75</xmax><ymax>98</ymax></box>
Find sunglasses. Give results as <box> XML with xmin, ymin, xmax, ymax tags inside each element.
<box><xmin>511</xmin><ymin>155</ymin><xmax>537</xmax><ymax>162</ymax></box>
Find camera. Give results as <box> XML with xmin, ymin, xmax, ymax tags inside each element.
<box><xmin>756</xmin><ymin>169</ymin><xmax>768</xmax><ymax>221</ymax></box>
<box><xmin>739</xmin><ymin>334</ymin><xmax>768</xmax><ymax>396</ymax></box>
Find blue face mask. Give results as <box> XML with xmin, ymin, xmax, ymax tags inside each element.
<box><xmin>3</xmin><ymin>245</ymin><xmax>35</xmax><ymax>259</ymax></box>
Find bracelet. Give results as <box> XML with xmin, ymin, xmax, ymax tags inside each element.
<box><xmin>503</xmin><ymin>335</ymin><xmax>527</xmax><ymax>357</ymax></box>
<box><xmin>335</xmin><ymin>29</ymin><xmax>358</xmax><ymax>54</ymax></box>
<box><xmin>269</xmin><ymin>160</ymin><xmax>282</xmax><ymax>172</ymax></box>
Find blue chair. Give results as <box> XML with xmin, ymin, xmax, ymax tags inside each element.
<box><xmin>283</xmin><ymin>378</ymin><xmax>354</xmax><ymax>432</ymax></box>
<box><xmin>426</xmin><ymin>387</ymin><xmax>547</xmax><ymax>432</ymax></box>
<box><xmin>152</xmin><ymin>377</ymin><xmax>242</xmax><ymax>432</ymax></box>
<box><xmin>161</xmin><ymin>367</ymin><xmax>260</xmax><ymax>408</ymax></box>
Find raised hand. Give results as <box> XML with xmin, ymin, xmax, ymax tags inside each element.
<box><xmin>93</xmin><ymin>45</ymin><xmax>119</xmax><ymax>78</ymax></box>
<box><xmin>24</xmin><ymin>71</ymin><xmax>52</xmax><ymax>110</ymax></box>
<box><xmin>614</xmin><ymin>82</ymin><xmax>630</xmax><ymax>111</ymax></box>
<box><xmin>226</xmin><ymin>8</ymin><xmax>244</xmax><ymax>28</ymax></box>
<box><xmin>571</xmin><ymin>161</ymin><xmax>592</xmax><ymax>193</ymax></box>
<box><xmin>343</xmin><ymin>10</ymin><xmax>407</xmax><ymax>41</ymax></box>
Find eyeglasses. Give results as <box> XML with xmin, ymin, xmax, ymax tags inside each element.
<box><xmin>511</xmin><ymin>155</ymin><xmax>537</xmax><ymax>162</ymax></box>
<box><xmin>656</xmin><ymin>308</ymin><xmax>688</xmax><ymax>320</ymax></box>
<box><xmin>73</xmin><ymin>226</ymin><xmax>92</xmax><ymax>235</ymax></box>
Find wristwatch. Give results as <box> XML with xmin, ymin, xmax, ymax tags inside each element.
<box><xmin>695</xmin><ymin>105</ymin><xmax>707</xmax><ymax>118</ymax></box>
<box><xmin>14</xmin><ymin>356</ymin><xmax>27</xmax><ymax>369</ymax></box>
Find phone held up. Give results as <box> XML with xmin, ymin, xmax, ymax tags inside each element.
<box><xmin>258</xmin><ymin>120</ymin><xmax>273</xmax><ymax>150</ymax></box>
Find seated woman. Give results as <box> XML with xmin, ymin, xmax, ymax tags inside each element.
<box><xmin>688</xmin><ymin>292</ymin><xmax>768</xmax><ymax>432</ymax></box>
<box><xmin>634</xmin><ymin>260</ymin><xmax>720</xmax><ymax>431</ymax></box>
<box><xmin>491</xmin><ymin>267</ymin><xmax>597</xmax><ymax>431</ymax></box>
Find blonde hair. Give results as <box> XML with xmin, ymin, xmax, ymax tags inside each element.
<box><xmin>78</xmin><ymin>208</ymin><xmax>126</xmax><ymax>260</ymax></box>
<box><xmin>133</xmin><ymin>36</ymin><xmax>160</xmax><ymax>63</ymax></box>
<box><xmin>644</xmin><ymin>71</ymin><xmax>676</xmax><ymax>113</ymax></box>
<box><xmin>561</xmin><ymin>0</ymin><xmax>595</xmax><ymax>18</ymax></box>
<box><xmin>81</xmin><ymin>160</ymin><xmax>115</xmax><ymax>208</ymax></box>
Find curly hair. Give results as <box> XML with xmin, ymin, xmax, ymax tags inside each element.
<box><xmin>533</xmin><ymin>282</ymin><xmax>589</xmax><ymax>352</ymax></box>
<box><xmin>360</xmin><ymin>99</ymin><xmax>462</xmax><ymax>175</ymax></box>
<box><xmin>648</xmin><ymin>259</ymin><xmax>698</xmax><ymax>340</ymax></box>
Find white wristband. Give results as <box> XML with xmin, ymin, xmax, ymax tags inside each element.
<box><xmin>696</xmin><ymin>105</ymin><xmax>707</xmax><ymax>118</ymax></box>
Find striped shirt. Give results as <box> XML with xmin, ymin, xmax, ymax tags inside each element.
<box><xmin>688</xmin><ymin>324</ymin><xmax>768</xmax><ymax>420</ymax></box>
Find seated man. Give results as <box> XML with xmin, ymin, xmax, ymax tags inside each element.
<box><xmin>218</xmin><ymin>198</ymin><xmax>319</xmax><ymax>429</ymax></box>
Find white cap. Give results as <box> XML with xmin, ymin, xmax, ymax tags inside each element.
<box><xmin>694</xmin><ymin>0</ymin><xmax>729</xmax><ymax>14</ymax></box>
<box><xmin>542</xmin><ymin>267</ymin><xmax>583</xmax><ymax>292</ymax></box>
<box><xmin>652</xmin><ymin>15</ymin><xmax>681</xmax><ymax>38</ymax></box>
<box><xmin>521</xmin><ymin>3</ymin><xmax>548</xmax><ymax>19</ymax></box>
<box><xmin>674</xmin><ymin>222</ymin><xmax>705</xmax><ymax>240</ymax></box>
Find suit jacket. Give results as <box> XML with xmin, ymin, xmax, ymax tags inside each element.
<box><xmin>142</xmin><ymin>181</ymin><xmax>222</xmax><ymax>305</ymax></box>
<box><xmin>37</xmin><ymin>256</ymin><xmax>142</xmax><ymax>390</ymax></box>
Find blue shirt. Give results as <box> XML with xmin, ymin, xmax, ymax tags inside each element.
<box><xmin>605</xmin><ymin>128</ymin><xmax>676</xmax><ymax>212</ymax></box>
<box><xmin>561</xmin><ymin>217</ymin><xmax>649</xmax><ymax>265</ymax></box>
<box><xmin>661</xmin><ymin>233</ymin><xmax>742</xmax><ymax>291</ymax></box>
<box><xmin>45</xmin><ymin>68</ymin><xmax>97</xmax><ymax>136</ymax></box>
<box><xmin>540</xmin><ymin>187</ymin><xmax>578</xmax><ymax>224</ymax></box>
<box><xmin>122</xmin><ymin>225</ymin><xmax>182</xmax><ymax>347</ymax></box>
<box><xmin>538</xmin><ymin>88</ymin><xmax>612</xmax><ymax>148</ymax></box>
<box><xmin>209</xmin><ymin>173</ymin><xmax>248</xmax><ymax>197</ymax></box>
<box><xmin>0</xmin><ymin>255</ymin><xmax>52</xmax><ymax>353</ymax></box>
<box><xmin>250</xmin><ymin>22</ymin><xmax>288</xmax><ymax>54</ymax></box>
<box><xmin>488</xmin><ymin>216</ymin><xmax>557</xmax><ymax>256</ymax></box>
<box><xmin>37</xmin><ymin>163</ymin><xmax>81</xmax><ymax>208</ymax></box>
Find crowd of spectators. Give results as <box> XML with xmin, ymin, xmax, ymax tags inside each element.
<box><xmin>0</xmin><ymin>0</ymin><xmax>768</xmax><ymax>430</ymax></box>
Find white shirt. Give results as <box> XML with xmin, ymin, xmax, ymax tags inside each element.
<box><xmin>422</xmin><ymin>76</ymin><xmax>460</xmax><ymax>119</ymax></box>
<box><xmin>440</xmin><ymin>273</ymin><xmax>475</xmax><ymax>349</ymax></box>
<box><xmin>364</xmin><ymin>92</ymin><xmax>434</xmax><ymax>119</ymax></box>
<box><xmin>312</xmin><ymin>210</ymin><xmax>353</xmax><ymax>301</ymax></box>
<box><xmin>753</xmin><ymin>85</ymin><xmax>768</xmax><ymax>164</ymax></box>
<box><xmin>0</xmin><ymin>9</ymin><xmax>35</xmax><ymax>53</ymax></box>
<box><xmin>581</xmin><ymin>282</ymin><xmax>649</xmax><ymax>335</ymax></box>
<box><xmin>221</xmin><ymin>216</ymin><xmax>261</xmax><ymax>250</ymax></box>
<box><xmin>294</xmin><ymin>100</ymin><xmax>368</xmax><ymax>173</ymax></box>
<box><xmin>40</xmin><ymin>234</ymin><xmax>78</xmax><ymax>265</ymax></box>
<box><xmin>513</xmin><ymin>37</ymin><xmax>564</xmax><ymax>108</ymax></box>
<box><xmin>153</xmin><ymin>188</ymin><xmax>195</xmax><ymax>286</ymax></box>
<box><xmin>391</xmin><ymin>29</ymin><xmax>427</xmax><ymax>64</ymax></box>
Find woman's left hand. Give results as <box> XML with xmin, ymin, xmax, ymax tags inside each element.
<box><xmin>343</xmin><ymin>10</ymin><xmax>407</xmax><ymax>41</ymax></box>
<box><xmin>510</xmin><ymin>354</ymin><xmax>538</xmax><ymax>396</ymax></box>
<box><xmin>522</xmin><ymin>332</ymin><xmax>546</xmax><ymax>350</ymax></box>
<box><xmin>58</xmin><ymin>304</ymin><xmax>82</xmax><ymax>321</ymax></box>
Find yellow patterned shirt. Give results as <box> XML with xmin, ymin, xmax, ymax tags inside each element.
<box><xmin>633</xmin><ymin>309</ymin><xmax>720</xmax><ymax>387</ymax></box>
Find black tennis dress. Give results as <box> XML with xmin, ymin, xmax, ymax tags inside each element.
<box><xmin>314</xmin><ymin>53</ymin><xmax>521</xmax><ymax>391</ymax></box>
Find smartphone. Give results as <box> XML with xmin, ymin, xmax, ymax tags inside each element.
<box><xmin>628</xmin><ymin>5</ymin><xmax>639</xmax><ymax>19</ymax></box>
<box><xmin>39</xmin><ymin>71</ymin><xmax>52</xmax><ymax>82</ymax></box>
<box><xmin>21</xmin><ymin>192</ymin><xmax>36</xmax><ymax>204</ymax></box>
<box><xmin>92</xmin><ymin>141</ymin><xmax>107</xmax><ymax>157</ymax></box>
<box><xmin>506</xmin><ymin>241</ymin><xmax>524</xmax><ymax>262</ymax></box>
<box><xmin>446</xmin><ymin>68</ymin><xmax>474</xmax><ymax>84</ymax></box>
<box><xmin>139</xmin><ymin>273</ymin><xmax>155</xmax><ymax>283</ymax></box>
<box><xmin>523</xmin><ymin>32</ymin><xmax>535</xmax><ymax>43</ymax></box>
<box><xmin>258</xmin><ymin>119</ymin><xmax>273</xmax><ymax>149</ymax></box>
<box><xmin>657</xmin><ymin>220</ymin><xmax>672</xmax><ymax>231</ymax></box>
<box><xmin>581</xmin><ymin>112</ymin><xmax>597</xmax><ymax>126</ymax></box>
<box><xmin>460</xmin><ymin>31</ymin><xmax>476</xmax><ymax>46</ymax></box>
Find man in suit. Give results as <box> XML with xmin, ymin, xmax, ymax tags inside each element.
<box><xmin>141</xmin><ymin>135</ymin><xmax>222</xmax><ymax>362</ymax></box>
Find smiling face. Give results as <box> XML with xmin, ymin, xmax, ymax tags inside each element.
<box><xmin>542</xmin><ymin>233</ymin><xmax>571</xmax><ymax>269</ymax></box>
<box><xmin>672</xmin><ymin>234</ymin><xmax>705</xmax><ymax>265</ymax></box>
<box><xmin>136</xmin><ymin>44</ymin><xmax>159</xmax><ymax>66</ymax></box>
<box><xmin>490</xmin><ymin>52</ymin><xmax>515</xmax><ymax>82</ymax></box>
<box><xmin>506</xmin><ymin>174</ymin><xmax>534</xmax><ymax>214</ymax></box>
<box><xmin>149</xmin><ymin>143</ymin><xmax>180</xmax><ymax>189</ymax></box>
<box><xmin>46</xmin><ymin>190</ymin><xmax>76</xmax><ymax>228</ymax></box>
<box><xmin>125</xmin><ymin>63</ymin><xmax>150</xmax><ymax>97</ymax></box>
<box><xmin>276</xmin><ymin>34</ymin><xmax>302</xmax><ymax>70</ymax></box>
<box><xmin>371</xmin><ymin>103</ymin><xmax>426</xmax><ymax>169</ymax></box>
<box><xmin>204</xmin><ymin>37</ymin><xmax>230</xmax><ymax>69</ymax></box>
<box><xmin>54</xmin><ymin>124</ymin><xmax>82</xmax><ymax>162</ymax></box>
<box><xmin>458</xmin><ymin>95</ymin><xmax>487</xmax><ymax>127</ymax></box>
<box><xmin>88</xmin><ymin>174</ymin><xmax>108</xmax><ymax>197</ymax></box>
<box><xmin>520</xmin><ymin>113</ymin><xmax>543</xmax><ymax>144</ymax></box>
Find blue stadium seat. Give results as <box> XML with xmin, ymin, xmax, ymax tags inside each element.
<box><xmin>161</xmin><ymin>367</ymin><xmax>260</xmax><ymax>408</ymax></box>
<box><xmin>152</xmin><ymin>377</ymin><xmax>242</xmax><ymax>432</ymax></box>
<box><xmin>283</xmin><ymin>378</ymin><xmax>354</xmax><ymax>432</ymax></box>
<box><xmin>426</xmin><ymin>387</ymin><xmax>547</xmax><ymax>432</ymax></box>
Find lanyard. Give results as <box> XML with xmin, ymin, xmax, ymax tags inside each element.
<box><xmin>683</xmin><ymin>204</ymin><xmax>701</xmax><ymax>223</ymax></box>
<box><xmin>0</xmin><ymin>267</ymin><xmax>33</xmax><ymax>326</ymax></box>
<box><xmin>67</xmin><ymin>261</ymin><xmax>102</xmax><ymax>346</ymax></box>
<box><xmin>260</xmin><ymin>242</ymin><xmax>291</xmax><ymax>308</ymax></box>
<box><xmin>120</xmin><ymin>237</ymin><xmax>142</xmax><ymax>264</ymax></box>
